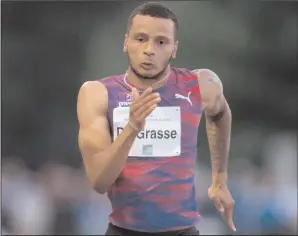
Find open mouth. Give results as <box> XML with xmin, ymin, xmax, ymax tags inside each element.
<box><xmin>141</xmin><ymin>62</ymin><xmax>154</xmax><ymax>69</ymax></box>
<box><xmin>142</xmin><ymin>62</ymin><xmax>154</xmax><ymax>66</ymax></box>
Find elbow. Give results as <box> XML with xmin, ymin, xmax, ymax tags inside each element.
<box><xmin>90</xmin><ymin>177</ymin><xmax>108</xmax><ymax>194</ymax></box>
<box><xmin>93</xmin><ymin>185</ymin><xmax>107</xmax><ymax>195</ymax></box>
<box><xmin>82</xmin><ymin>153</ymin><xmax>109</xmax><ymax>194</ymax></box>
<box><xmin>224</xmin><ymin>102</ymin><xmax>232</xmax><ymax>121</ymax></box>
<box><xmin>225</xmin><ymin>100</ymin><xmax>231</xmax><ymax>114</ymax></box>
<box><xmin>85</xmin><ymin>169</ymin><xmax>108</xmax><ymax>194</ymax></box>
<box><xmin>213</xmin><ymin>100</ymin><xmax>232</xmax><ymax>122</ymax></box>
<box><xmin>97</xmin><ymin>189</ymin><xmax>107</xmax><ymax>194</ymax></box>
<box><xmin>224</xmin><ymin>103</ymin><xmax>232</xmax><ymax>119</ymax></box>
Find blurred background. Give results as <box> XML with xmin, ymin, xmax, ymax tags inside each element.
<box><xmin>1</xmin><ymin>1</ymin><xmax>297</xmax><ymax>235</ymax></box>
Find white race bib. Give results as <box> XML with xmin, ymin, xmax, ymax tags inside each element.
<box><xmin>113</xmin><ymin>106</ymin><xmax>181</xmax><ymax>157</ymax></box>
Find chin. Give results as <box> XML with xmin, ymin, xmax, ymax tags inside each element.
<box><xmin>141</xmin><ymin>73</ymin><xmax>156</xmax><ymax>79</ymax></box>
<box><xmin>138</xmin><ymin>69</ymin><xmax>158</xmax><ymax>79</ymax></box>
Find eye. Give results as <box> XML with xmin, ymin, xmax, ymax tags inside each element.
<box><xmin>159</xmin><ymin>40</ymin><xmax>165</xmax><ymax>45</ymax></box>
<box><xmin>137</xmin><ymin>37</ymin><xmax>144</xmax><ymax>42</ymax></box>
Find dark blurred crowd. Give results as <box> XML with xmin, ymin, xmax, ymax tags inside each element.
<box><xmin>2</xmin><ymin>131</ymin><xmax>297</xmax><ymax>235</ymax></box>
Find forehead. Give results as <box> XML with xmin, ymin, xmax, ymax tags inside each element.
<box><xmin>130</xmin><ymin>14</ymin><xmax>175</xmax><ymax>37</ymax></box>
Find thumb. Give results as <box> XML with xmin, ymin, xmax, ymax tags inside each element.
<box><xmin>131</xmin><ymin>87</ymin><xmax>139</xmax><ymax>100</ymax></box>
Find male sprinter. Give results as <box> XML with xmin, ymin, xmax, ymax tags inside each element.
<box><xmin>77</xmin><ymin>2</ymin><xmax>235</xmax><ymax>235</ymax></box>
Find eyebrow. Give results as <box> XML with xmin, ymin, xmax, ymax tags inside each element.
<box><xmin>133</xmin><ymin>32</ymin><xmax>148</xmax><ymax>37</ymax></box>
<box><xmin>133</xmin><ymin>32</ymin><xmax>170</xmax><ymax>40</ymax></box>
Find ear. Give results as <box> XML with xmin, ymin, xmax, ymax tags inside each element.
<box><xmin>171</xmin><ymin>40</ymin><xmax>178</xmax><ymax>59</ymax></box>
<box><xmin>123</xmin><ymin>34</ymin><xmax>128</xmax><ymax>52</ymax></box>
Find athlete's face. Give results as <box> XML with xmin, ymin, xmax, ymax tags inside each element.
<box><xmin>124</xmin><ymin>14</ymin><xmax>178</xmax><ymax>80</ymax></box>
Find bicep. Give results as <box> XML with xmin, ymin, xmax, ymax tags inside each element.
<box><xmin>77</xmin><ymin>81</ymin><xmax>112</xmax><ymax>167</ymax></box>
<box><xmin>78</xmin><ymin>116</ymin><xmax>111</xmax><ymax>161</ymax></box>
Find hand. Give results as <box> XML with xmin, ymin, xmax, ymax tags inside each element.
<box><xmin>208</xmin><ymin>184</ymin><xmax>236</xmax><ymax>232</ymax></box>
<box><xmin>129</xmin><ymin>87</ymin><xmax>161</xmax><ymax>132</ymax></box>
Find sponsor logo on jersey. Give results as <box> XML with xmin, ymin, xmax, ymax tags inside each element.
<box><xmin>117</xmin><ymin>92</ymin><xmax>133</xmax><ymax>107</ymax></box>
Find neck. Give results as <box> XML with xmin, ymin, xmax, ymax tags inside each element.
<box><xmin>126</xmin><ymin>65</ymin><xmax>171</xmax><ymax>90</ymax></box>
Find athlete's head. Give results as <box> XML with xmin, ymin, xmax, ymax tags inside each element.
<box><xmin>124</xmin><ymin>2</ymin><xmax>179</xmax><ymax>80</ymax></box>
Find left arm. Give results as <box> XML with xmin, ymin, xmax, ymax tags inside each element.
<box><xmin>208</xmin><ymin>99</ymin><xmax>232</xmax><ymax>186</ymax></box>
<box><xmin>194</xmin><ymin>69</ymin><xmax>235</xmax><ymax>232</ymax></box>
<box><xmin>194</xmin><ymin>69</ymin><xmax>232</xmax><ymax>186</ymax></box>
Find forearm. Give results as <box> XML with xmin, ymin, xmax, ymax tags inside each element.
<box><xmin>90</xmin><ymin>124</ymin><xmax>137</xmax><ymax>193</ymax></box>
<box><xmin>206</xmin><ymin>102</ymin><xmax>232</xmax><ymax>186</ymax></box>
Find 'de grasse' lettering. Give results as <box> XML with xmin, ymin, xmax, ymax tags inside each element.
<box><xmin>117</xmin><ymin>127</ymin><xmax>177</xmax><ymax>139</ymax></box>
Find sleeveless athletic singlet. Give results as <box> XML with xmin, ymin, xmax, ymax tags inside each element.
<box><xmin>100</xmin><ymin>67</ymin><xmax>203</xmax><ymax>232</ymax></box>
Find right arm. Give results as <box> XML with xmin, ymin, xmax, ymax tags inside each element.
<box><xmin>77</xmin><ymin>81</ymin><xmax>160</xmax><ymax>194</ymax></box>
<box><xmin>77</xmin><ymin>81</ymin><xmax>138</xmax><ymax>194</ymax></box>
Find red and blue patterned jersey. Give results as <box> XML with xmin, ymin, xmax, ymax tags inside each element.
<box><xmin>100</xmin><ymin>67</ymin><xmax>203</xmax><ymax>232</ymax></box>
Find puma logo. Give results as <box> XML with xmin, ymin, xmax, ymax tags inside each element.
<box><xmin>175</xmin><ymin>91</ymin><xmax>192</xmax><ymax>106</ymax></box>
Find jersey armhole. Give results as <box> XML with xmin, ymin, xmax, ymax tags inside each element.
<box><xmin>98</xmin><ymin>79</ymin><xmax>113</xmax><ymax>138</ymax></box>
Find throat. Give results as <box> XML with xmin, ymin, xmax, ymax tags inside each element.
<box><xmin>124</xmin><ymin>68</ymin><xmax>171</xmax><ymax>91</ymax></box>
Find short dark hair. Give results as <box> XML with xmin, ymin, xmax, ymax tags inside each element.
<box><xmin>127</xmin><ymin>2</ymin><xmax>178</xmax><ymax>37</ymax></box>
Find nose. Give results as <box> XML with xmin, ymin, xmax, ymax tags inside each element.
<box><xmin>143</xmin><ymin>41</ymin><xmax>155</xmax><ymax>56</ymax></box>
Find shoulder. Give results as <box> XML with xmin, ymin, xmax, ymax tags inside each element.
<box><xmin>78</xmin><ymin>74</ymin><xmax>122</xmax><ymax>99</ymax></box>
<box><xmin>191</xmin><ymin>68</ymin><xmax>223</xmax><ymax>95</ymax></box>
<box><xmin>78</xmin><ymin>80</ymin><xmax>107</xmax><ymax>98</ymax></box>
<box><xmin>190</xmin><ymin>69</ymin><xmax>224</xmax><ymax>112</ymax></box>
<box><xmin>77</xmin><ymin>80</ymin><xmax>108</xmax><ymax>116</ymax></box>
<box><xmin>192</xmin><ymin>69</ymin><xmax>223</xmax><ymax>91</ymax></box>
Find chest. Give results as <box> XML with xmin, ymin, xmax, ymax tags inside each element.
<box><xmin>108</xmin><ymin>85</ymin><xmax>202</xmax><ymax>158</ymax></box>
<box><xmin>110</xmin><ymin>84</ymin><xmax>202</xmax><ymax>114</ymax></box>
<box><xmin>108</xmin><ymin>84</ymin><xmax>202</xmax><ymax>134</ymax></box>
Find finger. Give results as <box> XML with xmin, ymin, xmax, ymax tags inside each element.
<box><xmin>131</xmin><ymin>87</ymin><xmax>139</xmax><ymax>100</ymax></box>
<box><xmin>139</xmin><ymin>103</ymin><xmax>158</xmax><ymax>120</ymax></box>
<box><xmin>221</xmin><ymin>199</ymin><xmax>236</xmax><ymax>232</ymax></box>
<box><xmin>139</xmin><ymin>86</ymin><xmax>153</xmax><ymax>98</ymax></box>
<box><xmin>211</xmin><ymin>196</ymin><xmax>224</xmax><ymax>213</ymax></box>
<box><xmin>131</xmin><ymin>92</ymin><xmax>160</xmax><ymax>112</ymax></box>
<box><xmin>136</xmin><ymin>97</ymin><xmax>161</xmax><ymax>118</ymax></box>
<box><xmin>132</xmin><ymin>86</ymin><xmax>152</xmax><ymax>101</ymax></box>
<box><xmin>224</xmin><ymin>207</ymin><xmax>236</xmax><ymax>232</ymax></box>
